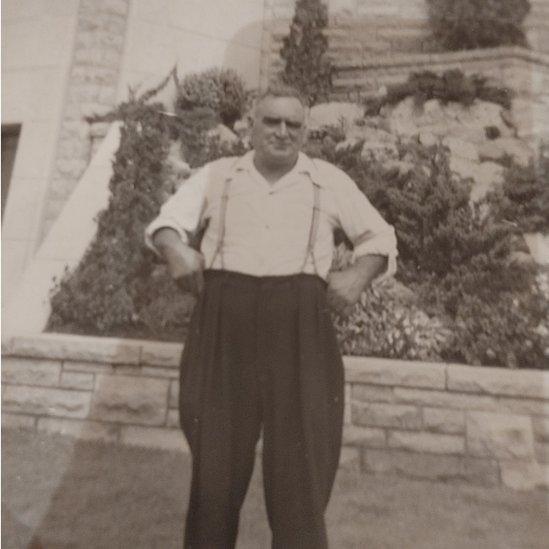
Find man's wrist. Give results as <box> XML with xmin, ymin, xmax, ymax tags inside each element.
<box><xmin>153</xmin><ymin>228</ymin><xmax>188</xmax><ymax>258</ymax></box>
<box><xmin>353</xmin><ymin>254</ymin><xmax>388</xmax><ymax>287</ymax></box>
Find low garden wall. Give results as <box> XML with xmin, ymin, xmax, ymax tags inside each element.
<box><xmin>2</xmin><ymin>333</ymin><xmax>548</xmax><ymax>491</ymax></box>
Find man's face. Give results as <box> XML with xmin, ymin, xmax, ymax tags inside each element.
<box><xmin>251</xmin><ymin>96</ymin><xmax>307</xmax><ymax>168</ymax></box>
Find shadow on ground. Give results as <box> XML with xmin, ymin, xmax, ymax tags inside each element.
<box><xmin>2</xmin><ymin>429</ymin><xmax>548</xmax><ymax>548</ymax></box>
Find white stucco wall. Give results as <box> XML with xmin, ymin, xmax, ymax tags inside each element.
<box><xmin>116</xmin><ymin>0</ymin><xmax>267</xmax><ymax>107</ymax></box>
<box><xmin>1</xmin><ymin>0</ymin><xmax>268</xmax><ymax>306</ymax></box>
<box><xmin>1</xmin><ymin>0</ymin><xmax>79</xmax><ymax>304</ymax></box>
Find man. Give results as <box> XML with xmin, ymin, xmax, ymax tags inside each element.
<box><xmin>145</xmin><ymin>84</ymin><xmax>397</xmax><ymax>548</ymax></box>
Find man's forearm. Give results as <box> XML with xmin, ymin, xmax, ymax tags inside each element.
<box><xmin>352</xmin><ymin>254</ymin><xmax>388</xmax><ymax>289</ymax></box>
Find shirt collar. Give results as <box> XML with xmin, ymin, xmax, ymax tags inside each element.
<box><xmin>231</xmin><ymin>150</ymin><xmax>325</xmax><ymax>187</ymax></box>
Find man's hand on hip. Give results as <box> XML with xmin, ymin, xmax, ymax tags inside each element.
<box><xmin>152</xmin><ymin>228</ymin><xmax>205</xmax><ymax>296</ymax></box>
<box><xmin>327</xmin><ymin>254</ymin><xmax>388</xmax><ymax>315</ymax></box>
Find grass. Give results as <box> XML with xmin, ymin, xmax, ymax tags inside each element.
<box><xmin>2</xmin><ymin>428</ymin><xmax>548</xmax><ymax>548</ymax></box>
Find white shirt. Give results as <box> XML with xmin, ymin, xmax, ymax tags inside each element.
<box><xmin>145</xmin><ymin>151</ymin><xmax>398</xmax><ymax>280</ymax></box>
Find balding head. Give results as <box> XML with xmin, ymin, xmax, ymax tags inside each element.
<box><xmin>251</xmin><ymin>83</ymin><xmax>308</xmax><ymax>171</ymax></box>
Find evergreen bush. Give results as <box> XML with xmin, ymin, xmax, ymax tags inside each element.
<box><xmin>47</xmin><ymin>87</ymin><xmax>195</xmax><ymax>341</ymax></box>
<box><xmin>488</xmin><ymin>149</ymin><xmax>549</xmax><ymax>234</ymax></box>
<box><xmin>323</xmin><ymin>139</ymin><xmax>548</xmax><ymax>369</ymax></box>
<box><xmin>175</xmin><ymin>68</ymin><xmax>248</xmax><ymax>127</ymax></box>
<box><xmin>426</xmin><ymin>0</ymin><xmax>531</xmax><ymax>50</ymax></box>
<box><xmin>279</xmin><ymin>0</ymin><xmax>333</xmax><ymax>105</ymax></box>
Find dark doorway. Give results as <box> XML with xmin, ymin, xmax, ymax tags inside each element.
<box><xmin>2</xmin><ymin>124</ymin><xmax>21</xmax><ymax>219</ymax></box>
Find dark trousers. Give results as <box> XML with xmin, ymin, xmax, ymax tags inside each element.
<box><xmin>179</xmin><ymin>270</ymin><xmax>344</xmax><ymax>548</ymax></box>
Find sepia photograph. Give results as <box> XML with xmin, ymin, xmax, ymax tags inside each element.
<box><xmin>2</xmin><ymin>0</ymin><xmax>549</xmax><ymax>547</ymax></box>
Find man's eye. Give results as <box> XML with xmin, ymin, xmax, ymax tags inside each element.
<box><xmin>264</xmin><ymin>117</ymin><xmax>281</xmax><ymax>126</ymax></box>
<box><xmin>263</xmin><ymin>117</ymin><xmax>302</xmax><ymax>130</ymax></box>
<box><xmin>286</xmin><ymin>121</ymin><xmax>302</xmax><ymax>130</ymax></box>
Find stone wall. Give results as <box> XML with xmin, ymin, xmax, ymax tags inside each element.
<box><xmin>262</xmin><ymin>0</ymin><xmax>549</xmax><ymax>65</ymax></box>
<box><xmin>262</xmin><ymin>0</ymin><xmax>549</xmax><ymax>90</ymax></box>
<box><xmin>40</xmin><ymin>0</ymin><xmax>130</xmax><ymax>242</ymax></box>
<box><xmin>333</xmin><ymin>47</ymin><xmax>549</xmax><ymax>144</ymax></box>
<box><xmin>2</xmin><ymin>333</ymin><xmax>548</xmax><ymax>490</ymax></box>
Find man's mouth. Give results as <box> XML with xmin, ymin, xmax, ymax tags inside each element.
<box><xmin>272</xmin><ymin>141</ymin><xmax>291</xmax><ymax>149</ymax></box>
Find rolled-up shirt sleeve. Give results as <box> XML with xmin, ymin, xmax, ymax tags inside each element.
<box><xmin>144</xmin><ymin>165</ymin><xmax>209</xmax><ymax>253</ymax></box>
<box><xmin>333</xmin><ymin>169</ymin><xmax>398</xmax><ymax>280</ymax></box>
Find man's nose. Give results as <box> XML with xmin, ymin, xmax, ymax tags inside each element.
<box><xmin>275</xmin><ymin>120</ymin><xmax>289</xmax><ymax>136</ymax></box>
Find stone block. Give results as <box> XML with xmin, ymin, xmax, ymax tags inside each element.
<box><xmin>90</xmin><ymin>375</ymin><xmax>169</xmax><ymax>425</ymax></box>
<box><xmin>447</xmin><ymin>364</ymin><xmax>548</xmax><ymax>399</ymax></box>
<box><xmin>539</xmin><ymin>465</ymin><xmax>549</xmax><ymax>491</ymax></box>
<box><xmin>500</xmin><ymin>460</ymin><xmax>544</xmax><ymax>490</ymax></box>
<box><xmin>364</xmin><ymin>449</ymin><xmax>499</xmax><ymax>486</ymax></box>
<box><xmin>10</xmin><ymin>334</ymin><xmax>140</xmax><ymax>365</ymax></box>
<box><xmin>443</xmin><ymin>137</ymin><xmax>479</xmax><ymax>161</ymax></box>
<box><xmin>497</xmin><ymin>397</ymin><xmax>549</xmax><ymax>417</ymax></box>
<box><xmin>388</xmin><ymin>430</ymin><xmax>465</xmax><ymax>455</ymax></box>
<box><xmin>344</xmin><ymin>425</ymin><xmax>386</xmax><ymax>448</ymax></box>
<box><xmin>339</xmin><ymin>446</ymin><xmax>361</xmax><ymax>472</ymax></box>
<box><xmin>166</xmin><ymin>409</ymin><xmax>180</xmax><ymax>429</ymax></box>
<box><xmin>535</xmin><ymin>442</ymin><xmax>549</xmax><ymax>464</ymax></box>
<box><xmin>60</xmin><ymin>371</ymin><xmax>94</xmax><ymax>391</ymax></box>
<box><xmin>423</xmin><ymin>408</ymin><xmax>465</xmax><ymax>435</ymax></box>
<box><xmin>470</xmin><ymin>162</ymin><xmax>506</xmax><ymax>203</ymax></box>
<box><xmin>351</xmin><ymin>383</ymin><xmax>395</xmax><ymax>403</ymax></box>
<box><xmin>2</xmin><ymin>357</ymin><xmax>61</xmax><ymax>387</ymax></box>
<box><xmin>1</xmin><ymin>413</ymin><xmax>36</xmax><ymax>430</ymax></box>
<box><xmin>140</xmin><ymin>341</ymin><xmax>182</xmax><ymax>367</ymax></box>
<box><xmin>169</xmin><ymin>380</ymin><xmax>179</xmax><ymax>409</ymax></box>
<box><xmin>466</xmin><ymin>412</ymin><xmax>535</xmax><ymax>460</ymax></box>
<box><xmin>3</xmin><ymin>386</ymin><xmax>91</xmax><ymax>419</ymax></box>
<box><xmin>344</xmin><ymin>357</ymin><xmax>446</xmax><ymax>389</ymax></box>
<box><xmin>141</xmin><ymin>367</ymin><xmax>178</xmax><ymax>379</ymax></box>
<box><xmin>418</xmin><ymin>130</ymin><xmax>438</xmax><ymax>147</ymax></box>
<box><xmin>63</xmin><ymin>360</ymin><xmax>114</xmax><ymax>374</ymax></box>
<box><xmin>393</xmin><ymin>387</ymin><xmax>499</xmax><ymax>412</ymax></box>
<box><xmin>120</xmin><ymin>426</ymin><xmax>189</xmax><ymax>453</ymax></box>
<box><xmin>478</xmin><ymin>141</ymin><xmax>507</xmax><ymax>162</ymax></box>
<box><xmin>352</xmin><ymin>402</ymin><xmax>422</xmax><ymax>430</ymax></box>
<box><xmin>449</xmin><ymin>156</ymin><xmax>479</xmax><ymax>181</ymax></box>
<box><xmin>37</xmin><ymin>417</ymin><xmax>119</xmax><ymax>443</ymax></box>
<box><xmin>112</xmin><ymin>364</ymin><xmax>142</xmax><ymax>375</ymax></box>
<box><xmin>533</xmin><ymin>417</ymin><xmax>549</xmax><ymax>442</ymax></box>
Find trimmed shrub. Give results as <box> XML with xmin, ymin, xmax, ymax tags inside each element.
<box><xmin>488</xmin><ymin>149</ymin><xmax>549</xmax><ymax>234</ymax></box>
<box><xmin>365</xmin><ymin>70</ymin><xmax>512</xmax><ymax>116</ymax></box>
<box><xmin>47</xmin><ymin>91</ymin><xmax>195</xmax><ymax>341</ymax></box>
<box><xmin>171</xmin><ymin>106</ymin><xmax>248</xmax><ymax>168</ymax></box>
<box><xmin>175</xmin><ymin>68</ymin><xmax>248</xmax><ymax>127</ymax></box>
<box><xmin>442</xmin><ymin>289</ymin><xmax>548</xmax><ymax>368</ymax></box>
<box><xmin>318</xmin><ymin>138</ymin><xmax>548</xmax><ymax>368</ymax></box>
<box><xmin>279</xmin><ymin>0</ymin><xmax>333</xmax><ymax>105</ymax></box>
<box><xmin>426</xmin><ymin>0</ymin><xmax>531</xmax><ymax>50</ymax></box>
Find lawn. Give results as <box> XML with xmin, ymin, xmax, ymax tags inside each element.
<box><xmin>2</xmin><ymin>428</ymin><xmax>548</xmax><ymax>548</ymax></box>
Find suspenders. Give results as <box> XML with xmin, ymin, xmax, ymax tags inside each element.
<box><xmin>299</xmin><ymin>181</ymin><xmax>321</xmax><ymax>275</ymax></box>
<box><xmin>207</xmin><ymin>177</ymin><xmax>232</xmax><ymax>270</ymax></box>
<box><xmin>208</xmin><ymin>166</ymin><xmax>322</xmax><ymax>275</ymax></box>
